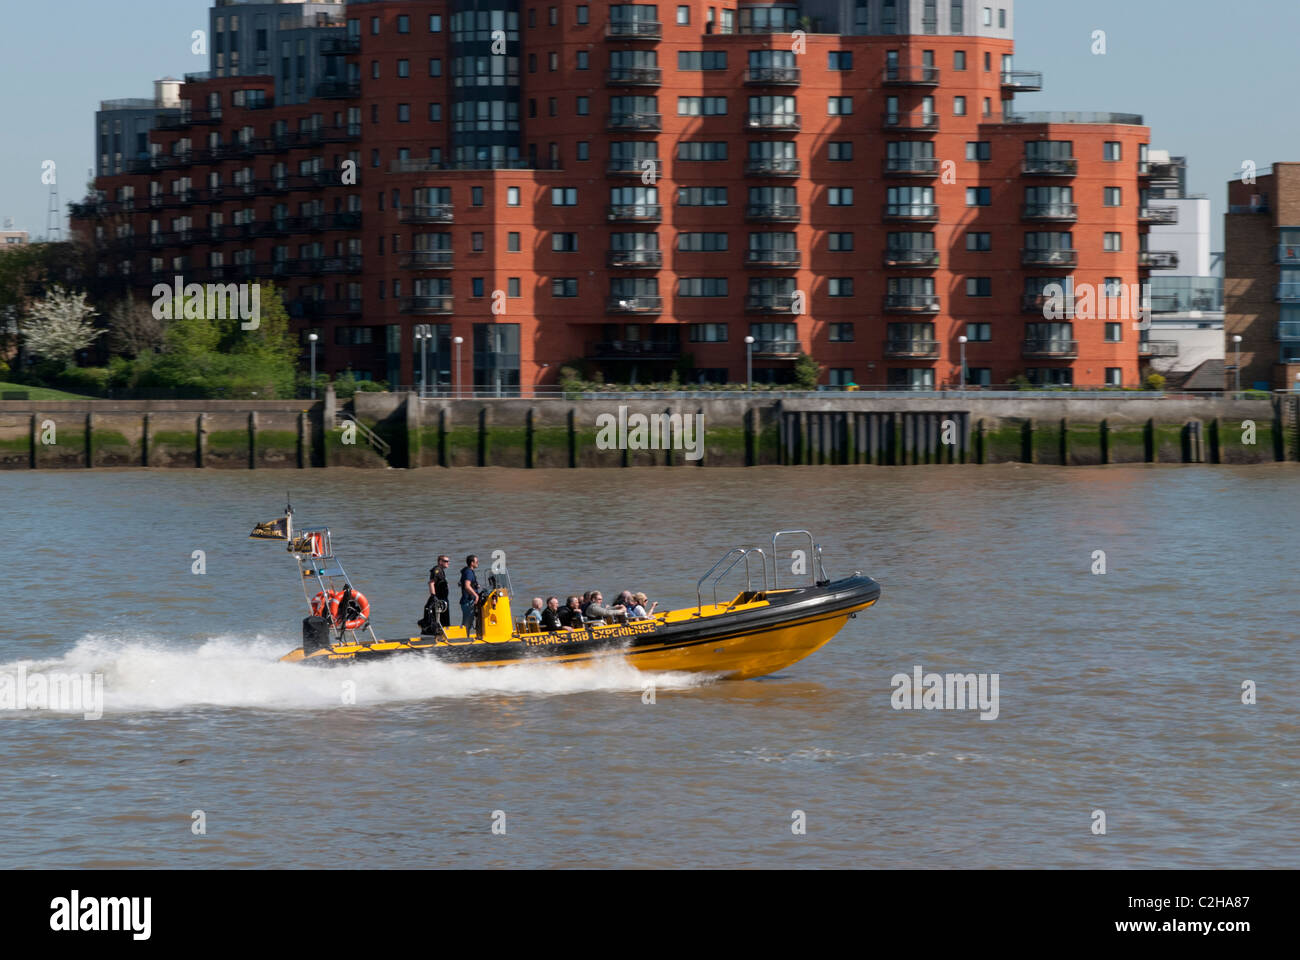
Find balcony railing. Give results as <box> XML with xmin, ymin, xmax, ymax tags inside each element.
<box><xmin>320</xmin><ymin>35</ymin><xmax>361</xmax><ymax>55</ymax></box>
<box><xmin>587</xmin><ymin>340</ymin><xmax>680</xmax><ymax>359</ymax></box>
<box><xmin>884</xmin><ymin>339</ymin><xmax>940</xmax><ymax>358</ymax></box>
<box><xmin>884</xmin><ymin>294</ymin><xmax>941</xmax><ymax>313</ymax></box>
<box><xmin>744</xmin><ymin>66</ymin><xmax>801</xmax><ymax>85</ymax></box>
<box><xmin>884</xmin><ymin>249</ymin><xmax>940</xmax><ymax>268</ymax></box>
<box><xmin>1138</xmin><ymin>251</ymin><xmax>1179</xmax><ymax>269</ymax></box>
<box><xmin>400</xmin><ymin>204</ymin><xmax>455</xmax><ymax>224</ymax></box>
<box><xmin>882</xmin><ymin>112</ymin><xmax>939</xmax><ymax>132</ymax></box>
<box><xmin>1022</xmin><ymin>203</ymin><xmax>1079</xmax><ymax>221</ymax></box>
<box><xmin>606</xmin><ymin>20</ymin><xmax>663</xmax><ymax>39</ymax></box>
<box><xmin>744</xmin><ymin>249</ymin><xmax>801</xmax><ymax>267</ymax></box>
<box><xmin>315</xmin><ymin>80</ymin><xmax>360</xmax><ymax>99</ymax></box>
<box><xmin>744</xmin><ymin>157</ymin><xmax>800</xmax><ymax>177</ymax></box>
<box><xmin>155</xmin><ymin>112</ymin><xmax>192</xmax><ymax>130</ymax></box>
<box><xmin>607</xmin><ymin>203</ymin><xmax>662</xmax><ymax>222</ymax></box>
<box><xmin>1002</xmin><ymin>111</ymin><xmax>1143</xmax><ymax>126</ymax></box>
<box><xmin>400</xmin><ymin>250</ymin><xmax>454</xmax><ymax>269</ymax></box>
<box><xmin>1139</xmin><ymin>206</ymin><xmax>1179</xmax><ymax>224</ymax></box>
<box><xmin>1022</xmin><ymin>293</ymin><xmax>1075</xmax><ymax>314</ymax></box>
<box><xmin>745</xmin><ymin>295</ymin><xmax>798</xmax><ymax>313</ymax></box>
<box><xmin>607</xmin><ymin>112</ymin><xmax>662</xmax><ymax>131</ymax></box>
<box><xmin>606</xmin><ymin>158</ymin><xmax>661</xmax><ymax>177</ymax></box>
<box><xmin>884</xmin><ymin>156</ymin><xmax>939</xmax><ymax>177</ymax></box>
<box><xmin>605</xmin><ymin>66</ymin><xmax>662</xmax><ymax>85</ymax></box>
<box><xmin>1022</xmin><ymin>339</ymin><xmax>1080</xmax><ymax>358</ymax></box>
<box><xmin>1000</xmin><ymin>70</ymin><xmax>1043</xmax><ymax>91</ymax></box>
<box><xmin>750</xmin><ymin>339</ymin><xmax>802</xmax><ymax>357</ymax></box>
<box><xmin>1276</xmin><ymin>283</ymin><xmax>1300</xmax><ymax>302</ymax></box>
<box><xmin>744</xmin><ymin>202</ymin><xmax>800</xmax><ymax>221</ymax></box>
<box><xmin>606</xmin><ymin>249</ymin><xmax>663</xmax><ymax>268</ymax></box>
<box><xmin>1022</xmin><ymin>158</ymin><xmax>1078</xmax><ymax>176</ymax></box>
<box><xmin>745</xmin><ymin>113</ymin><xmax>801</xmax><ymax>131</ymax></box>
<box><xmin>883</xmin><ymin>203</ymin><xmax>939</xmax><ymax>222</ymax></box>
<box><xmin>400</xmin><ymin>296</ymin><xmax>454</xmax><ymax>314</ymax></box>
<box><xmin>605</xmin><ymin>295</ymin><xmax>663</xmax><ymax>314</ymax></box>
<box><xmin>1138</xmin><ymin>340</ymin><xmax>1180</xmax><ymax>358</ymax></box>
<box><xmin>882</xmin><ymin>65</ymin><xmax>940</xmax><ymax>86</ymax></box>
<box><xmin>1140</xmin><ymin>160</ymin><xmax>1180</xmax><ymax>182</ymax></box>
<box><xmin>1021</xmin><ymin>248</ymin><xmax>1078</xmax><ymax>267</ymax></box>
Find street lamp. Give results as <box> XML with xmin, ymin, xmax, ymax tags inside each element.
<box><xmin>744</xmin><ymin>335</ymin><xmax>755</xmax><ymax>391</ymax></box>
<box><xmin>958</xmin><ymin>335</ymin><xmax>968</xmax><ymax>392</ymax></box>
<box><xmin>414</xmin><ymin>325</ymin><xmax>428</xmax><ymax>398</ymax></box>
<box><xmin>453</xmin><ymin>335</ymin><xmax>464</xmax><ymax>397</ymax></box>
<box><xmin>308</xmin><ymin>332</ymin><xmax>318</xmax><ymax>398</ymax></box>
<box><xmin>1232</xmin><ymin>334</ymin><xmax>1243</xmax><ymax>394</ymax></box>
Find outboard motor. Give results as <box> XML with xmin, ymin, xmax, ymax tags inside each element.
<box><xmin>303</xmin><ymin>615</ymin><xmax>331</xmax><ymax>655</ymax></box>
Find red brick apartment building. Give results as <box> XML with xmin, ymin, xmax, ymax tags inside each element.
<box><xmin>72</xmin><ymin>0</ymin><xmax>1159</xmax><ymax>393</ymax></box>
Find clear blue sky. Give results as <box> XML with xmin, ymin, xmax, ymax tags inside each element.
<box><xmin>0</xmin><ymin>0</ymin><xmax>1294</xmax><ymax>247</ymax></box>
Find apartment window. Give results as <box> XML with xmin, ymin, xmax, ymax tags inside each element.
<box><xmin>954</xmin><ymin>96</ymin><xmax>967</xmax><ymax>116</ymax></box>
<box><xmin>577</xmin><ymin>5</ymin><xmax>589</xmax><ymax>25</ymax></box>
<box><xmin>678</xmin><ymin>51</ymin><xmax>728</xmax><ymax>70</ymax></box>
<box><xmin>397</xmin><ymin>59</ymin><xmax>410</xmax><ymax>78</ymax></box>
<box><xmin>430</xmin><ymin>14</ymin><xmax>442</xmax><ymax>32</ymax></box>
<box><xmin>576</xmin><ymin>141</ymin><xmax>590</xmax><ymax>161</ymax></box>
<box><xmin>1105</xmin><ymin>368</ymin><xmax>1122</xmax><ymax>386</ymax></box>
<box><xmin>508</xmin><ymin>232</ymin><xmax>521</xmax><ymax>252</ymax></box>
<box><xmin>829</xmin><ymin>233</ymin><xmax>854</xmax><ymax>251</ymax></box>
<box><xmin>428</xmin><ymin>103</ymin><xmax>442</xmax><ymax>122</ymax></box>
<box><xmin>528</xmin><ymin>53</ymin><xmax>537</xmax><ymax>72</ymax></box>
<box><xmin>548</xmin><ymin>98</ymin><xmax>557</xmax><ymax>116</ymax></box>
<box><xmin>549</xmin><ymin>52</ymin><xmax>559</xmax><ymax>71</ymax></box>
<box><xmin>577</xmin><ymin>97</ymin><xmax>589</xmax><ymax>115</ymax></box>
<box><xmin>828</xmin><ymin>142</ymin><xmax>853</xmax><ymax>161</ymax></box>
<box><xmin>828</xmin><ymin>52</ymin><xmax>853</xmax><ymax>70</ymax></box>
<box><xmin>371</xmin><ymin>104</ymin><xmax>380</xmax><ymax>123</ymax></box>
<box><xmin>552</xmin><ymin>232</ymin><xmax>579</xmax><ymax>251</ymax></box>
<box><xmin>678</xmin><ymin>187</ymin><xmax>728</xmax><ymax>206</ymax></box>
<box><xmin>1104</xmin><ymin>141</ymin><xmax>1122</xmax><ymax>161</ymax></box>
<box><xmin>677</xmin><ymin>5</ymin><xmax>690</xmax><ymax>24</ymax></box>
<box><xmin>1104</xmin><ymin>187</ymin><xmax>1122</xmax><ymax>207</ymax></box>
<box><xmin>679</xmin><ymin>278</ymin><xmax>728</xmax><ymax>297</ymax></box>
<box><xmin>983</xmin><ymin>7</ymin><xmax>992</xmax><ymax>26</ymax></box>
<box><xmin>966</xmin><ymin>277</ymin><xmax>992</xmax><ymax>297</ymax></box>
<box><xmin>1104</xmin><ymin>322</ymin><xmax>1122</xmax><ymax>342</ymax></box>
<box><xmin>550</xmin><ymin>6</ymin><xmax>559</xmax><ymax>26</ymax></box>
<box><xmin>472</xmin><ymin>277</ymin><xmax>485</xmax><ymax>297</ymax></box>
<box><xmin>1104</xmin><ymin>232</ymin><xmax>1122</xmax><ymax>251</ymax></box>
<box><xmin>967</xmin><ymin>322</ymin><xmax>991</xmax><ymax>341</ymax></box>
<box><xmin>429</xmin><ymin>59</ymin><xmax>442</xmax><ymax>77</ymax></box>
<box><xmin>371</xmin><ymin>16</ymin><xmax>380</xmax><ymax>35</ymax></box>
<box><xmin>371</xmin><ymin>60</ymin><xmax>380</xmax><ymax>79</ymax></box>
<box><xmin>954</xmin><ymin>50</ymin><xmax>966</xmax><ymax>70</ymax></box>
<box><xmin>528</xmin><ymin>8</ymin><xmax>536</xmax><ymax>27</ymax></box>
<box><xmin>552</xmin><ymin>187</ymin><xmax>577</xmax><ymax>205</ymax></box>
<box><xmin>469</xmin><ymin>187</ymin><xmax>483</xmax><ymax>206</ymax></box>
<box><xmin>577</xmin><ymin>50</ymin><xmax>589</xmax><ymax>69</ymax></box>
<box><xmin>678</xmin><ymin>141</ymin><xmax>728</xmax><ymax>161</ymax></box>
<box><xmin>690</xmin><ymin>323</ymin><xmax>728</xmax><ymax>342</ymax></box>
<box><xmin>679</xmin><ymin>232</ymin><xmax>729</xmax><ymax>251</ymax></box>
<box><xmin>983</xmin><ymin>97</ymin><xmax>992</xmax><ymax>116</ymax></box>
<box><xmin>966</xmin><ymin>232</ymin><xmax>992</xmax><ymax>250</ymax></box>
<box><xmin>828</xmin><ymin>187</ymin><xmax>854</xmax><ymax>206</ymax></box>
<box><xmin>371</xmin><ymin>149</ymin><xmax>381</xmax><ymax>168</ymax></box>
<box><xmin>829</xmin><ymin>323</ymin><xmax>855</xmax><ymax>342</ymax></box>
<box><xmin>828</xmin><ymin>97</ymin><xmax>853</xmax><ymax>116</ymax></box>
<box><xmin>507</xmin><ymin>186</ymin><xmax>521</xmax><ymax>206</ymax></box>
<box><xmin>828</xmin><ymin>278</ymin><xmax>854</xmax><ymax>297</ymax></box>
<box><xmin>397</xmin><ymin>103</ymin><xmax>410</xmax><ymax>123</ymax></box>
<box><xmin>966</xmin><ymin>187</ymin><xmax>991</xmax><ymax>206</ymax></box>
<box><xmin>966</xmin><ymin>141</ymin><xmax>991</xmax><ymax>161</ymax></box>
<box><xmin>1104</xmin><ymin>277</ymin><xmax>1124</xmax><ymax>296</ymax></box>
<box><xmin>999</xmin><ymin>8</ymin><xmax>1006</xmax><ymax>27</ymax></box>
<box><xmin>398</xmin><ymin>15</ymin><xmax>410</xmax><ymax>33</ymax></box>
<box><xmin>551</xmin><ymin>278</ymin><xmax>578</xmax><ymax>297</ymax></box>
<box><xmin>471</xmin><ymin>232</ymin><xmax>484</xmax><ymax>251</ymax></box>
<box><xmin>679</xmin><ymin>97</ymin><xmax>728</xmax><ymax>116</ymax></box>
<box><xmin>507</xmin><ymin>278</ymin><xmax>521</xmax><ymax>298</ymax></box>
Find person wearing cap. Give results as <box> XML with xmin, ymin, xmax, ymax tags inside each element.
<box><xmin>428</xmin><ymin>555</ymin><xmax>451</xmax><ymax>627</ymax></box>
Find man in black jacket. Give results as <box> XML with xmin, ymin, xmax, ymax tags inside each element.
<box><xmin>540</xmin><ymin>596</ymin><xmax>569</xmax><ymax>633</ymax></box>
<box><xmin>428</xmin><ymin>555</ymin><xmax>451</xmax><ymax>627</ymax></box>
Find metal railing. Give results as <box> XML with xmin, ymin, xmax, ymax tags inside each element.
<box><xmin>1021</xmin><ymin>248</ymin><xmax>1078</xmax><ymax>267</ymax></box>
<box><xmin>1022</xmin><ymin>158</ymin><xmax>1078</xmax><ymax>175</ymax></box>
<box><xmin>607</xmin><ymin>112</ymin><xmax>662</xmax><ymax>131</ymax></box>
<box><xmin>884</xmin><ymin>339</ymin><xmax>940</xmax><ymax>357</ymax></box>
<box><xmin>1023</xmin><ymin>203</ymin><xmax>1079</xmax><ymax>220</ymax></box>
<box><xmin>605</xmin><ymin>66</ymin><xmax>662</xmax><ymax>84</ymax></box>
<box><xmin>606</xmin><ymin>249</ymin><xmax>663</xmax><ymax>268</ymax></box>
<box><xmin>605</xmin><ymin>295</ymin><xmax>663</xmax><ymax>313</ymax></box>
<box><xmin>1000</xmin><ymin>70</ymin><xmax>1043</xmax><ymax>90</ymax></box>
<box><xmin>884</xmin><ymin>249</ymin><xmax>940</xmax><ymax>268</ymax></box>
<box><xmin>745</xmin><ymin>249</ymin><xmax>801</xmax><ymax>267</ymax></box>
<box><xmin>882</xmin><ymin>65</ymin><xmax>940</xmax><ymax>85</ymax></box>
<box><xmin>744</xmin><ymin>202</ymin><xmax>801</xmax><ymax>221</ymax></box>
<box><xmin>884</xmin><ymin>294</ymin><xmax>941</xmax><ymax>313</ymax></box>
<box><xmin>884</xmin><ymin>157</ymin><xmax>940</xmax><ymax>176</ymax></box>
<box><xmin>745</xmin><ymin>157</ymin><xmax>800</xmax><ymax>176</ymax></box>
<box><xmin>606</xmin><ymin>20</ymin><xmax>663</xmax><ymax>39</ymax></box>
<box><xmin>607</xmin><ymin>203</ymin><xmax>662</xmax><ymax>221</ymax></box>
<box><xmin>745</xmin><ymin>113</ymin><xmax>801</xmax><ymax>130</ymax></box>
<box><xmin>883</xmin><ymin>203</ymin><xmax>939</xmax><ymax>220</ymax></box>
<box><xmin>744</xmin><ymin>66</ymin><xmax>801</xmax><ymax>84</ymax></box>
<box><xmin>1022</xmin><ymin>339</ymin><xmax>1080</xmax><ymax>358</ymax></box>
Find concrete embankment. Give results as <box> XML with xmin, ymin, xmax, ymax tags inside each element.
<box><xmin>0</xmin><ymin>392</ymin><xmax>1293</xmax><ymax>469</ymax></box>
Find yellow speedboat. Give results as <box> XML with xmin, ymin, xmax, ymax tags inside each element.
<box><xmin>256</xmin><ymin>508</ymin><xmax>880</xmax><ymax>681</ymax></box>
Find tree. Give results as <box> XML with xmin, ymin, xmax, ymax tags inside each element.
<box><xmin>107</xmin><ymin>293</ymin><xmax>166</xmax><ymax>358</ymax></box>
<box><xmin>794</xmin><ymin>352</ymin><xmax>820</xmax><ymax>390</ymax></box>
<box><xmin>20</xmin><ymin>286</ymin><xmax>102</xmax><ymax>366</ymax></box>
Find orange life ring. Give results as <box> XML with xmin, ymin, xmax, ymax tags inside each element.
<box><xmin>310</xmin><ymin>589</ymin><xmax>371</xmax><ymax>630</ymax></box>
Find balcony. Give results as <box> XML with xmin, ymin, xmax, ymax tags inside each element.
<box><xmin>884</xmin><ymin>249</ymin><xmax>940</xmax><ymax>269</ymax></box>
<box><xmin>1021</xmin><ymin>248</ymin><xmax>1078</xmax><ymax>267</ymax></box>
<box><xmin>744</xmin><ymin>202</ymin><xmax>800</xmax><ymax>222</ymax></box>
<box><xmin>883</xmin><ymin>203</ymin><xmax>939</xmax><ymax>222</ymax></box>
<box><xmin>1022</xmin><ymin>293</ymin><xmax>1074</xmax><ymax>314</ymax></box>
<box><xmin>320</xmin><ymin>35</ymin><xmax>361</xmax><ymax>55</ymax></box>
<box><xmin>606</xmin><ymin>158</ymin><xmax>661</xmax><ymax>177</ymax></box>
<box><xmin>587</xmin><ymin>340</ymin><xmax>680</xmax><ymax>359</ymax></box>
<box><xmin>1022</xmin><ymin>339</ymin><xmax>1079</xmax><ymax>359</ymax></box>
<box><xmin>745</xmin><ymin>113</ymin><xmax>801</xmax><ymax>132</ymax></box>
<box><xmin>1138</xmin><ymin>251</ymin><xmax>1179</xmax><ymax>269</ymax></box>
<box><xmin>1022</xmin><ymin>158</ymin><xmax>1078</xmax><ymax>176</ymax></box>
<box><xmin>744</xmin><ymin>66</ymin><xmax>801</xmax><ymax>85</ymax></box>
<box><xmin>884</xmin><ymin>339</ymin><xmax>940</xmax><ymax>358</ymax></box>
<box><xmin>607</xmin><ymin>203</ymin><xmax>662</xmax><ymax>222</ymax></box>
<box><xmin>744</xmin><ymin>249</ymin><xmax>801</xmax><ymax>268</ymax></box>
<box><xmin>606</xmin><ymin>20</ymin><xmax>663</xmax><ymax>39</ymax></box>
<box><xmin>884</xmin><ymin>157</ymin><xmax>939</xmax><ymax>177</ymax></box>
<box><xmin>315</xmin><ymin>80</ymin><xmax>360</xmax><ymax>99</ymax></box>
<box><xmin>605</xmin><ymin>295</ymin><xmax>663</xmax><ymax>314</ymax></box>
<box><xmin>882</xmin><ymin>112</ymin><xmax>939</xmax><ymax>133</ymax></box>
<box><xmin>400</xmin><ymin>250</ymin><xmax>454</xmax><ymax>270</ymax></box>
<box><xmin>193</xmin><ymin>108</ymin><xmax>223</xmax><ymax>125</ymax></box>
<box><xmin>606</xmin><ymin>249</ymin><xmax>663</xmax><ymax>268</ymax></box>
<box><xmin>1139</xmin><ymin>340</ymin><xmax>1180</xmax><ymax>358</ymax></box>
<box><xmin>400</xmin><ymin>204</ymin><xmax>455</xmax><ymax>224</ymax></box>
<box><xmin>607</xmin><ymin>112</ymin><xmax>662</xmax><ymax>131</ymax></box>
<box><xmin>1022</xmin><ymin>203</ymin><xmax>1078</xmax><ymax>221</ymax></box>
<box><xmin>750</xmin><ymin>339</ymin><xmax>801</xmax><ymax>357</ymax></box>
<box><xmin>605</xmin><ymin>66</ymin><xmax>662</xmax><ymax>85</ymax></box>
<box><xmin>744</xmin><ymin>157</ymin><xmax>800</xmax><ymax>177</ymax></box>
<box><xmin>400</xmin><ymin>296</ymin><xmax>454</xmax><ymax>315</ymax></box>
<box><xmin>158</xmin><ymin>189</ymin><xmax>198</xmax><ymax>208</ymax></box>
<box><xmin>1140</xmin><ymin>160</ymin><xmax>1180</xmax><ymax>183</ymax></box>
<box><xmin>1000</xmin><ymin>70</ymin><xmax>1043</xmax><ymax>92</ymax></box>
<box><xmin>884</xmin><ymin>294</ymin><xmax>941</xmax><ymax>314</ymax></box>
<box><xmin>745</xmin><ymin>295</ymin><xmax>798</xmax><ymax>314</ymax></box>
<box><xmin>882</xmin><ymin>65</ymin><xmax>940</xmax><ymax>86</ymax></box>
<box><xmin>1276</xmin><ymin>283</ymin><xmax>1300</xmax><ymax>302</ymax></box>
<box><xmin>156</xmin><ymin>112</ymin><xmax>192</xmax><ymax>131</ymax></box>
<box><xmin>1139</xmin><ymin>205</ymin><xmax>1179</xmax><ymax>225</ymax></box>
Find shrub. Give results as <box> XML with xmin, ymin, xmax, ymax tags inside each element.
<box><xmin>1143</xmin><ymin>372</ymin><xmax>1166</xmax><ymax>392</ymax></box>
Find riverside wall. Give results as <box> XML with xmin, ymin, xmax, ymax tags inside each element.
<box><xmin>0</xmin><ymin>392</ymin><xmax>1293</xmax><ymax>469</ymax></box>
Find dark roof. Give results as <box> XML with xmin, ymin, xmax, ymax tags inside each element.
<box><xmin>1178</xmin><ymin>359</ymin><xmax>1226</xmax><ymax>392</ymax></box>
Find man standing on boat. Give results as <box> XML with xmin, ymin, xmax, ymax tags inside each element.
<box><xmin>459</xmin><ymin>555</ymin><xmax>481</xmax><ymax>632</ymax></box>
<box><xmin>428</xmin><ymin>555</ymin><xmax>451</xmax><ymax>628</ymax></box>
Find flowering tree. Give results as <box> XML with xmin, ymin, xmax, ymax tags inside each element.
<box><xmin>21</xmin><ymin>286</ymin><xmax>102</xmax><ymax>366</ymax></box>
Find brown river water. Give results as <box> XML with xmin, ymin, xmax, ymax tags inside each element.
<box><xmin>0</xmin><ymin>465</ymin><xmax>1296</xmax><ymax>868</ymax></box>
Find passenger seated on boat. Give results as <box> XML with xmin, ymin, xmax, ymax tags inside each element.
<box><xmin>583</xmin><ymin>591</ymin><xmax>627</xmax><ymax>623</ymax></box>
<box><xmin>541</xmin><ymin>597</ymin><xmax>569</xmax><ymax>632</ymax></box>
<box><xmin>559</xmin><ymin>595</ymin><xmax>585</xmax><ymax>628</ymax></box>
<box><xmin>525</xmin><ymin>597</ymin><xmax>544</xmax><ymax>625</ymax></box>
<box><xmin>628</xmin><ymin>592</ymin><xmax>658</xmax><ymax>620</ymax></box>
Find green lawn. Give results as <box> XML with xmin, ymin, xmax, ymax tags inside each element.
<box><xmin>0</xmin><ymin>381</ymin><xmax>95</xmax><ymax>401</ymax></box>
